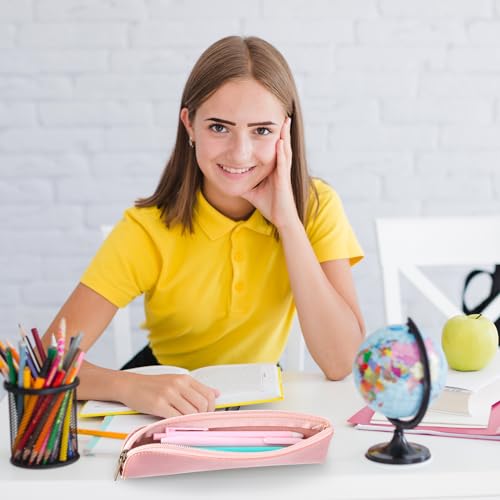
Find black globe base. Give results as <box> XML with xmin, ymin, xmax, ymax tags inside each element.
<box><xmin>365</xmin><ymin>427</ymin><xmax>431</xmax><ymax>465</ymax></box>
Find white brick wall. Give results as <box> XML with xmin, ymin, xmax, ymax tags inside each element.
<box><xmin>1</xmin><ymin>0</ymin><xmax>499</xmax><ymax>375</ymax></box>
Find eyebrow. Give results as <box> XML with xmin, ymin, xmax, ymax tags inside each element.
<box><xmin>205</xmin><ymin>117</ymin><xmax>277</xmax><ymax>127</ymax></box>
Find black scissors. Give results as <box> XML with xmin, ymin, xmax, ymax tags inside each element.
<box><xmin>462</xmin><ymin>265</ymin><xmax>500</xmax><ymax>343</ymax></box>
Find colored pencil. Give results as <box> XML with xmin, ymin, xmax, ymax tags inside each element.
<box><xmin>77</xmin><ymin>428</ymin><xmax>128</xmax><ymax>440</ymax></box>
<box><xmin>5</xmin><ymin>327</ymin><xmax>85</xmax><ymax>465</ymax></box>
<box><xmin>30</xmin><ymin>327</ymin><xmax>46</xmax><ymax>363</ymax></box>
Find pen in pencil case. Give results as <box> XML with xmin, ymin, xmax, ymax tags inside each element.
<box><xmin>194</xmin><ymin>445</ymin><xmax>286</xmax><ymax>452</ymax></box>
<box><xmin>154</xmin><ymin>430</ymin><xmax>304</xmax><ymax>439</ymax></box>
<box><xmin>159</xmin><ymin>435</ymin><xmax>303</xmax><ymax>446</ymax></box>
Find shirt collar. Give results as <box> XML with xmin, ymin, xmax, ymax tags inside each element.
<box><xmin>195</xmin><ymin>190</ymin><xmax>273</xmax><ymax>240</ymax></box>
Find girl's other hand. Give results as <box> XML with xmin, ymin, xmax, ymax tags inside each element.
<box><xmin>117</xmin><ymin>372</ymin><xmax>220</xmax><ymax>418</ymax></box>
<box><xmin>241</xmin><ymin>116</ymin><xmax>298</xmax><ymax>230</ymax></box>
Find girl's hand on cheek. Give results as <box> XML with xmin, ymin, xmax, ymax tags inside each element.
<box><xmin>241</xmin><ymin>116</ymin><xmax>298</xmax><ymax>229</ymax></box>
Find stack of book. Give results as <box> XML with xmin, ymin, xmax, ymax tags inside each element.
<box><xmin>349</xmin><ymin>350</ymin><xmax>500</xmax><ymax>440</ymax></box>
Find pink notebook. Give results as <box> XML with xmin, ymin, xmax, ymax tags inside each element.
<box><xmin>348</xmin><ymin>401</ymin><xmax>500</xmax><ymax>440</ymax></box>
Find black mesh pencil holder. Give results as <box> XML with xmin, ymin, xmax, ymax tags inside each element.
<box><xmin>4</xmin><ymin>378</ymin><xmax>80</xmax><ymax>469</ymax></box>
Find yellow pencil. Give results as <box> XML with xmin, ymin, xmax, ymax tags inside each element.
<box><xmin>77</xmin><ymin>428</ymin><xmax>128</xmax><ymax>440</ymax></box>
<box><xmin>59</xmin><ymin>396</ymin><xmax>73</xmax><ymax>461</ymax></box>
<box><xmin>23</xmin><ymin>366</ymin><xmax>31</xmax><ymax>408</ymax></box>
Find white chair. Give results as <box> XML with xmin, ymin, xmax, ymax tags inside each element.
<box><xmin>100</xmin><ymin>225</ymin><xmax>306</xmax><ymax>371</ymax></box>
<box><xmin>376</xmin><ymin>216</ymin><xmax>500</xmax><ymax>326</ymax></box>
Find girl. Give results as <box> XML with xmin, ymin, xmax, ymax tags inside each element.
<box><xmin>42</xmin><ymin>36</ymin><xmax>365</xmax><ymax>418</ymax></box>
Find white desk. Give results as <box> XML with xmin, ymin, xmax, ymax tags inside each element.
<box><xmin>1</xmin><ymin>372</ymin><xmax>500</xmax><ymax>500</ymax></box>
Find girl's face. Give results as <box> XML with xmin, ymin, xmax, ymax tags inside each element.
<box><xmin>180</xmin><ymin>78</ymin><xmax>286</xmax><ymax>219</ymax></box>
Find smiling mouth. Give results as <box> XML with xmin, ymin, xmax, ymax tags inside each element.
<box><xmin>218</xmin><ymin>164</ymin><xmax>256</xmax><ymax>174</ymax></box>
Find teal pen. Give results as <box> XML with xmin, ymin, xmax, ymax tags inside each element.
<box><xmin>194</xmin><ymin>445</ymin><xmax>285</xmax><ymax>452</ymax></box>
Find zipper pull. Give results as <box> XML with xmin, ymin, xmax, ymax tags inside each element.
<box><xmin>114</xmin><ymin>450</ymin><xmax>127</xmax><ymax>481</ymax></box>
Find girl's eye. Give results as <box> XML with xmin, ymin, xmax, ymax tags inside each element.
<box><xmin>209</xmin><ymin>123</ymin><xmax>228</xmax><ymax>133</ymax></box>
<box><xmin>255</xmin><ymin>127</ymin><xmax>271</xmax><ymax>136</ymax></box>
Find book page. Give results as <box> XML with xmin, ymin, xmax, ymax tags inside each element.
<box><xmin>371</xmin><ymin>409</ymin><xmax>490</xmax><ymax>428</ymax></box>
<box><xmin>191</xmin><ymin>363</ymin><xmax>283</xmax><ymax>407</ymax></box>
<box><xmin>79</xmin><ymin>365</ymin><xmax>189</xmax><ymax>417</ymax></box>
<box><xmin>355</xmin><ymin>424</ymin><xmax>500</xmax><ymax>440</ymax></box>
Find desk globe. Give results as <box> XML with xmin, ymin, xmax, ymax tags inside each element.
<box><xmin>353</xmin><ymin>318</ymin><xmax>447</xmax><ymax>464</ymax></box>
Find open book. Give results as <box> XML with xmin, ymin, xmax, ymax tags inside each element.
<box><xmin>79</xmin><ymin>363</ymin><xmax>284</xmax><ymax>418</ymax></box>
<box><xmin>428</xmin><ymin>350</ymin><xmax>500</xmax><ymax>417</ymax></box>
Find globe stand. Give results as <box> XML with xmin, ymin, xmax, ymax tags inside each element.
<box><xmin>365</xmin><ymin>318</ymin><xmax>432</xmax><ymax>465</ymax></box>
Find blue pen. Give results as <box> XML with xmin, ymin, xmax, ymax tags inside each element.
<box><xmin>194</xmin><ymin>446</ymin><xmax>285</xmax><ymax>452</ymax></box>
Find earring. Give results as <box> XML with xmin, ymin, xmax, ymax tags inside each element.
<box><xmin>188</xmin><ymin>137</ymin><xmax>194</xmax><ymax>148</ymax></box>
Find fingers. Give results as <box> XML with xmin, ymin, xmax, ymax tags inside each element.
<box><xmin>121</xmin><ymin>373</ymin><xmax>220</xmax><ymax>419</ymax></box>
<box><xmin>165</xmin><ymin>375</ymin><xmax>218</xmax><ymax>414</ymax></box>
<box><xmin>277</xmin><ymin>116</ymin><xmax>292</xmax><ymax>171</ymax></box>
<box><xmin>191</xmin><ymin>379</ymin><xmax>219</xmax><ymax>412</ymax></box>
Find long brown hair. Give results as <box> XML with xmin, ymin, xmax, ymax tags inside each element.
<box><xmin>136</xmin><ymin>36</ymin><xmax>317</xmax><ymax>233</ymax></box>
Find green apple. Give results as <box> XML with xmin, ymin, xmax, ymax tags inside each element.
<box><xmin>441</xmin><ymin>314</ymin><xmax>498</xmax><ymax>371</ymax></box>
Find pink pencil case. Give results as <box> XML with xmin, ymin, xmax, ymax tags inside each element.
<box><xmin>115</xmin><ymin>409</ymin><xmax>334</xmax><ymax>479</ymax></box>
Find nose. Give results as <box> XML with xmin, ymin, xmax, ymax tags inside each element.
<box><xmin>228</xmin><ymin>132</ymin><xmax>252</xmax><ymax>164</ymax></box>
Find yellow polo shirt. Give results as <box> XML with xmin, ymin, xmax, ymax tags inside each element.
<box><xmin>80</xmin><ymin>179</ymin><xmax>363</xmax><ymax>370</ymax></box>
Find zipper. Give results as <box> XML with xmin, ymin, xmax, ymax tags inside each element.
<box><xmin>114</xmin><ymin>450</ymin><xmax>128</xmax><ymax>481</ymax></box>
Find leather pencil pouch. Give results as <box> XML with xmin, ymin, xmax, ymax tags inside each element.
<box><xmin>115</xmin><ymin>409</ymin><xmax>334</xmax><ymax>479</ymax></box>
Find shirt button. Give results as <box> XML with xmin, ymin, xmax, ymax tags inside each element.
<box><xmin>233</xmin><ymin>251</ymin><xmax>243</xmax><ymax>262</ymax></box>
<box><xmin>234</xmin><ymin>282</ymin><xmax>244</xmax><ymax>292</ymax></box>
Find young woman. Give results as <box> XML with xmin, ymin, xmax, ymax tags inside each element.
<box><xmin>42</xmin><ymin>36</ymin><xmax>365</xmax><ymax>418</ymax></box>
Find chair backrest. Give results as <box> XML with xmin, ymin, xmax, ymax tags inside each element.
<box><xmin>101</xmin><ymin>225</ymin><xmax>306</xmax><ymax>371</ymax></box>
<box><xmin>100</xmin><ymin>225</ymin><xmax>134</xmax><ymax>369</ymax></box>
<box><xmin>284</xmin><ymin>318</ymin><xmax>306</xmax><ymax>372</ymax></box>
<box><xmin>376</xmin><ymin>216</ymin><xmax>500</xmax><ymax>325</ymax></box>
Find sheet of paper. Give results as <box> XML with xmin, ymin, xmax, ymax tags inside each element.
<box><xmin>82</xmin><ymin>413</ymin><xmax>162</xmax><ymax>456</ymax></box>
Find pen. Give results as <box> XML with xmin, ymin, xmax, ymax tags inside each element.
<box><xmin>194</xmin><ymin>445</ymin><xmax>286</xmax><ymax>452</ymax></box>
<box><xmin>160</xmin><ymin>435</ymin><xmax>302</xmax><ymax>446</ymax></box>
<box><xmin>154</xmin><ymin>430</ymin><xmax>304</xmax><ymax>439</ymax></box>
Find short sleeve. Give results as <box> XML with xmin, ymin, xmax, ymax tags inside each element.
<box><xmin>80</xmin><ymin>208</ymin><xmax>161</xmax><ymax>308</ymax></box>
<box><xmin>306</xmin><ymin>180</ymin><xmax>364</xmax><ymax>266</ymax></box>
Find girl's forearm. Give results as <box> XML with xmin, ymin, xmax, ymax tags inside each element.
<box><xmin>278</xmin><ymin>218</ymin><xmax>364</xmax><ymax>380</ymax></box>
<box><xmin>76</xmin><ymin>360</ymin><xmax>133</xmax><ymax>402</ymax></box>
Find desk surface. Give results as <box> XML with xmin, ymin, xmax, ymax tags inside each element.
<box><xmin>1</xmin><ymin>372</ymin><xmax>500</xmax><ymax>500</ymax></box>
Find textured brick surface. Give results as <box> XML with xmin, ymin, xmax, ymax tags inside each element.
<box><xmin>1</xmin><ymin>0</ymin><xmax>498</xmax><ymax>375</ymax></box>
